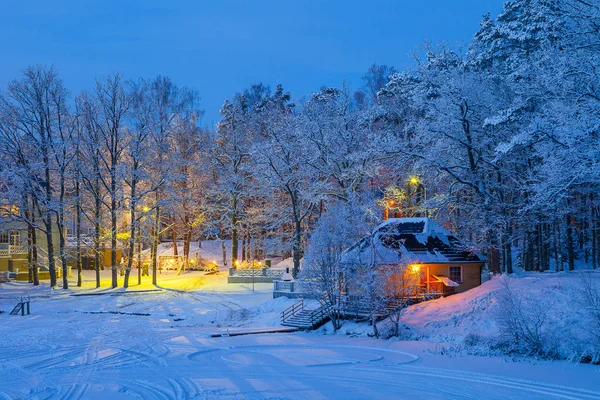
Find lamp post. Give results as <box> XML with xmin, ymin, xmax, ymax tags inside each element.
<box><xmin>252</xmin><ymin>261</ymin><xmax>261</xmax><ymax>291</ymax></box>
<box><xmin>409</xmin><ymin>177</ymin><xmax>428</xmax><ymax>218</ymax></box>
<box><xmin>138</xmin><ymin>206</ymin><xmax>151</xmax><ymax>285</ymax></box>
<box><xmin>384</xmin><ymin>199</ymin><xmax>395</xmax><ymax>220</ymax></box>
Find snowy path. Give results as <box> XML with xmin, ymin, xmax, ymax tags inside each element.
<box><xmin>1</xmin><ymin>275</ymin><xmax>599</xmax><ymax>399</ymax></box>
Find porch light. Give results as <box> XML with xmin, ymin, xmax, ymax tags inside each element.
<box><xmin>410</xmin><ymin>264</ymin><xmax>421</xmax><ymax>273</ymax></box>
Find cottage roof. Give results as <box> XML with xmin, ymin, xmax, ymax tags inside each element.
<box><xmin>341</xmin><ymin>218</ymin><xmax>484</xmax><ymax>266</ymax></box>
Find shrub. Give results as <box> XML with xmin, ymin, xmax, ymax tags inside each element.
<box><xmin>494</xmin><ymin>277</ymin><xmax>558</xmax><ymax>358</ymax></box>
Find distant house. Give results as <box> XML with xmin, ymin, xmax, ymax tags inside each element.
<box><xmin>0</xmin><ymin>217</ymin><xmax>59</xmax><ymax>278</ymax></box>
<box><xmin>342</xmin><ymin>218</ymin><xmax>485</xmax><ymax>297</ymax></box>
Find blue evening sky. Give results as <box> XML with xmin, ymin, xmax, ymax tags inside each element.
<box><xmin>1</xmin><ymin>1</ymin><xmax>504</xmax><ymax>127</ymax></box>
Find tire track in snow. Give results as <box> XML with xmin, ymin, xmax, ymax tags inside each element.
<box><xmin>167</xmin><ymin>377</ymin><xmax>205</xmax><ymax>399</ymax></box>
<box><xmin>59</xmin><ymin>383</ymin><xmax>89</xmax><ymax>400</ymax></box>
<box><xmin>356</xmin><ymin>365</ymin><xmax>600</xmax><ymax>400</ymax></box>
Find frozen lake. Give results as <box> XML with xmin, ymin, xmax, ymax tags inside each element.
<box><xmin>1</xmin><ymin>272</ymin><xmax>599</xmax><ymax>399</ymax></box>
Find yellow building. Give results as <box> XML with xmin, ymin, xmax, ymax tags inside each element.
<box><xmin>0</xmin><ymin>218</ymin><xmax>61</xmax><ymax>280</ymax></box>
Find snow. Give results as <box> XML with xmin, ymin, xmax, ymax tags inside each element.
<box><xmin>399</xmin><ymin>272</ymin><xmax>600</xmax><ymax>360</ymax></box>
<box><xmin>1</xmin><ymin>270</ymin><xmax>599</xmax><ymax>399</ymax></box>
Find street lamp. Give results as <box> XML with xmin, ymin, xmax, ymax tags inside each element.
<box><xmin>384</xmin><ymin>199</ymin><xmax>395</xmax><ymax>220</ymax></box>
<box><xmin>409</xmin><ymin>177</ymin><xmax>428</xmax><ymax>218</ymax></box>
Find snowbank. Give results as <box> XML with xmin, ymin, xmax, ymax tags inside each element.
<box><xmin>399</xmin><ymin>271</ymin><xmax>600</xmax><ymax>360</ymax></box>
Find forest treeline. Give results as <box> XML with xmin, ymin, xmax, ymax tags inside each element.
<box><xmin>1</xmin><ymin>0</ymin><xmax>599</xmax><ymax>288</ymax></box>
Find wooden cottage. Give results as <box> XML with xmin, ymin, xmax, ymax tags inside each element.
<box><xmin>342</xmin><ymin>218</ymin><xmax>485</xmax><ymax>298</ymax></box>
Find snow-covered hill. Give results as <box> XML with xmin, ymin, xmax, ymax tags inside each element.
<box><xmin>399</xmin><ymin>272</ymin><xmax>600</xmax><ymax>360</ymax></box>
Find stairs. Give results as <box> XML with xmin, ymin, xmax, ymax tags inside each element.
<box><xmin>35</xmin><ymin>245</ymin><xmax>62</xmax><ymax>272</ymax></box>
<box><xmin>281</xmin><ymin>300</ymin><xmax>330</xmax><ymax>330</ymax></box>
<box><xmin>10</xmin><ymin>303</ymin><xmax>23</xmax><ymax>315</ymax></box>
<box><xmin>10</xmin><ymin>297</ymin><xmax>31</xmax><ymax>316</ymax></box>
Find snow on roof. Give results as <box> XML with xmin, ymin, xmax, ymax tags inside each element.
<box><xmin>342</xmin><ymin>217</ymin><xmax>483</xmax><ymax>266</ymax></box>
<box><xmin>432</xmin><ymin>275</ymin><xmax>460</xmax><ymax>287</ymax></box>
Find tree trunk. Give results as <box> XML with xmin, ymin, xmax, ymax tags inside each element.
<box><xmin>138</xmin><ymin>224</ymin><xmax>142</xmax><ymax>285</ymax></box>
<box><xmin>58</xmin><ymin>174</ymin><xmax>69</xmax><ymax>289</ymax></box>
<box><xmin>221</xmin><ymin>239</ymin><xmax>227</xmax><ymax>267</ymax></box>
<box><xmin>506</xmin><ymin>225</ymin><xmax>513</xmax><ymax>274</ymax></box>
<box><xmin>592</xmin><ymin>205</ymin><xmax>600</xmax><ymax>269</ymax></box>
<box><xmin>94</xmin><ymin>175</ymin><xmax>102</xmax><ymax>287</ymax></box>
<box><xmin>183</xmin><ymin>217</ymin><xmax>191</xmax><ymax>272</ymax></box>
<box><xmin>30</xmin><ymin>198</ymin><xmax>39</xmax><ymax>286</ymax></box>
<box><xmin>27</xmin><ymin>222</ymin><xmax>33</xmax><ymax>284</ymax></box>
<box><xmin>111</xmin><ymin>192</ymin><xmax>118</xmax><ymax>288</ymax></box>
<box><xmin>172</xmin><ymin>230</ymin><xmax>178</xmax><ymax>256</ymax></box>
<box><xmin>566</xmin><ymin>213</ymin><xmax>575</xmax><ymax>271</ymax></box>
<box><xmin>241</xmin><ymin>229</ymin><xmax>246</xmax><ymax>263</ymax></box>
<box><xmin>76</xmin><ymin>177</ymin><xmax>82</xmax><ymax>287</ymax></box>
<box><xmin>94</xmin><ymin>188</ymin><xmax>101</xmax><ymax>288</ymax></box>
<box><xmin>44</xmin><ymin>215</ymin><xmax>56</xmax><ymax>287</ymax></box>
<box><xmin>293</xmin><ymin>218</ymin><xmax>302</xmax><ymax>278</ymax></box>
<box><xmin>231</xmin><ymin>197</ymin><xmax>238</xmax><ymax>267</ymax></box>
<box><xmin>124</xmin><ymin>187</ymin><xmax>137</xmax><ymax>289</ymax></box>
<box><xmin>553</xmin><ymin>219</ymin><xmax>560</xmax><ymax>272</ymax></box>
<box><xmin>152</xmin><ymin>201</ymin><xmax>161</xmax><ymax>285</ymax></box>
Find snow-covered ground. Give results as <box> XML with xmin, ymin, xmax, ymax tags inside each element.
<box><xmin>1</xmin><ymin>271</ymin><xmax>599</xmax><ymax>399</ymax></box>
<box><xmin>398</xmin><ymin>271</ymin><xmax>600</xmax><ymax>358</ymax></box>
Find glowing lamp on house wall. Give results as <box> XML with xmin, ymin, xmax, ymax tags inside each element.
<box><xmin>410</xmin><ymin>264</ymin><xmax>421</xmax><ymax>273</ymax></box>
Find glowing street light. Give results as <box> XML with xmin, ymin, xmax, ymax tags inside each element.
<box><xmin>408</xmin><ymin>176</ymin><xmax>428</xmax><ymax>218</ymax></box>
<box><xmin>384</xmin><ymin>199</ymin><xmax>395</xmax><ymax>220</ymax></box>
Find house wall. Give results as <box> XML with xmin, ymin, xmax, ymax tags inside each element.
<box><xmin>1</xmin><ymin>220</ymin><xmax>65</xmax><ymax>276</ymax></box>
<box><xmin>345</xmin><ymin>261</ymin><xmax>483</xmax><ymax>298</ymax></box>
<box><xmin>423</xmin><ymin>263</ymin><xmax>482</xmax><ymax>293</ymax></box>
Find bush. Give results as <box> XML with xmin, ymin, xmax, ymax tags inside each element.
<box><xmin>576</xmin><ymin>273</ymin><xmax>600</xmax><ymax>363</ymax></box>
<box><xmin>494</xmin><ymin>277</ymin><xmax>558</xmax><ymax>358</ymax></box>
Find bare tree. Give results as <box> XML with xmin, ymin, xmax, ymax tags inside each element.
<box><xmin>0</xmin><ymin>65</ymin><xmax>68</xmax><ymax>287</ymax></box>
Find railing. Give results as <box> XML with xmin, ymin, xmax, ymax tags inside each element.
<box><xmin>35</xmin><ymin>245</ymin><xmax>63</xmax><ymax>270</ymax></box>
<box><xmin>274</xmin><ymin>280</ymin><xmax>303</xmax><ymax>292</ymax></box>
<box><xmin>9</xmin><ymin>245</ymin><xmax>27</xmax><ymax>254</ymax></box>
<box><xmin>0</xmin><ymin>245</ymin><xmax>28</xmax><ymax>257</ymax></box>
<box><xmin>281</xmin><ymin>299</ymin><xmax>304</xmax><ymax>322</ymax></box>
<box><xmin>309</xmin><ymin>305</ymin><xmax>331</xmax><ymax>328</ymax></box>
<box><xmin>65</xmin><ymin>236</ymin><xmax>94</xmax><ymax>248</ymax></box>
<box><xmin>231</xmin><ymin>268</ymin><xmax>284</xmax><ymax>278</ymax></box>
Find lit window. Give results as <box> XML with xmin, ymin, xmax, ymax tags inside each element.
<box><xmin>449</xmin><ymin>266</ymin><xmax>462</xmax><ymax>283</ymax></box>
